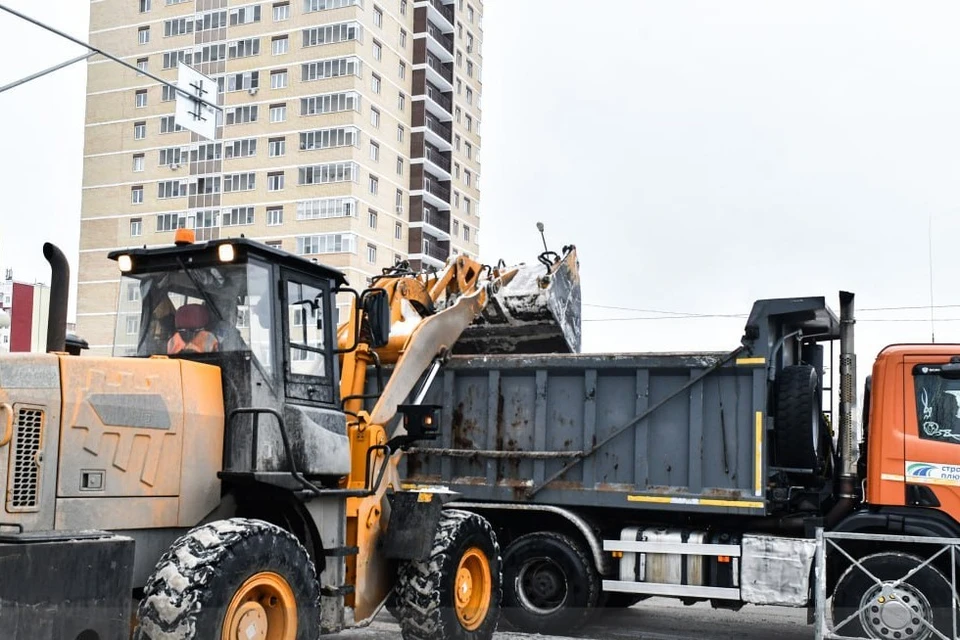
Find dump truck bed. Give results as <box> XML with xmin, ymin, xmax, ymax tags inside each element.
<box><xmin>392</xmin><ymin>351</ymin><xmax>773</xmax><ymax>515</ymax></box>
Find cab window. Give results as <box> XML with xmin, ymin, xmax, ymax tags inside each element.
<box><xmin>283</xmin><ymin>274</ymin><xmax>333</xmax><ymax>404</ymax></box>
<box><xmin>913</xmin><ymin>364</ymin><xmax>960</xmax><ymax>444</ymax></box>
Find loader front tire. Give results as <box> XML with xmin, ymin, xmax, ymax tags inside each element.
<box><xmin>396</xmin><ymin>509</ymin><xmax>502</xmax><ymax>640</ymax></box>
<box><xmin>133</xmin><ymin>518</ymin><xmax>320</xmax><ymax>640</ymax></box>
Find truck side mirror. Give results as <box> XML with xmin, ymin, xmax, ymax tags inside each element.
<box><xmin>363</xmin><ymin>289</ymin><xmax>391</xmax><ymax>348</ymax></box>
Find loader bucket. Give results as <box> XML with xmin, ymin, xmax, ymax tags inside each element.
<box><xmin>454</xmin><ymin>247</ymin><xmax>582</xmax><ymax>355</ymax></box>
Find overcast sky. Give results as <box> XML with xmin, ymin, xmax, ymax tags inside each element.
<box><xmin>3</xmin><ymin>1</ymin><xmax>960</xmax><ymax>373</ymax></box>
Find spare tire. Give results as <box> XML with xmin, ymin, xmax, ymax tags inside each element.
<box><xmin>775</xmin><ymin>365</ymin><xmax>821</xmax><ymax>471</ymax></box>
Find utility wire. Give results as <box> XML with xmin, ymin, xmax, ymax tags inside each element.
<box><xmin>0</xmin><ymin>3</ymin><xmax>221</xmax><ymax>113</ymax></box>
<box><xmin>0</xmin><ymin>51</ymin><xmax>95</xmax><ymax>94</ymax></box>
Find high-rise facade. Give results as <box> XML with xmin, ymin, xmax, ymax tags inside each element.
<box><xmin>78</xmin><ymin>0</ymin><xmax>483</xmax><ymax>354</ymax></box>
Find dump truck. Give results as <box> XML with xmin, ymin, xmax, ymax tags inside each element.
<box><xmin>394</xmin><ymin>291</ymin><xmax>960</xmax><ymax>639</ymax></box>
<box><xmin>0</xmin><ymin>233</ymin><xmax>580</xmax><ymax>640</ymax></box>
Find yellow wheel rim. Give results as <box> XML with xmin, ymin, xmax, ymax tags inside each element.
<box><xmin>221</xmin><ymin>572</ymin><xmax>297</xmax><ymax>640</ymax></box>
<box><xmin>454</xmin><ymin>547</ymin><xmax>492</xmax><ymax>631</ymax></box>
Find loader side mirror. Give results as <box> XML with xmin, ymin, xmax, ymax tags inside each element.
<box><xmin>363</xmin><ymin>289</ymin><xmax>391</xmax><ymax>348</ymax></box>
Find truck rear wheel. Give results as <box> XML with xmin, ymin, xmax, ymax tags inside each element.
<box><xmin>501</xmin><ymin>532</ymin><xmax>600</xmax><ymax>634</ymax></box>
<box><xmin>832</xmin><ymin>552</ymin><xmax>953</xmax><ymax>640</ymax></box>
<box><xmin>775</xmin><ymin>364</ymin><xmax>822</xmax><ymax>471</ymax></box>
<box><xmin>133</xmin><ymin>518</ymin><xmax>320</xmax><ymax>640</ymax></box>
<box><xmin>396</xmin><ymin>509</ymin><xmax>501</xmax><ymax>640</ymax></box>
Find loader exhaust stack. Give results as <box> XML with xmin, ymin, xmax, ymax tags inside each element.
<box><xmin>43</xmin><ymin>242</ymin><xmax>69</xmax><ymax>354</ymax></box>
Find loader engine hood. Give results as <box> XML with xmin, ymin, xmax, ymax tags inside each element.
<box><xmin>454</xmin><ymin>246</ymin><xmax>581</xmax><ymax>355</ymax></box>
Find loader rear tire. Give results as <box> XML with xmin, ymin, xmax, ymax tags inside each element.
<box><xmin>133</xmin><ymin>518</ymin><xmax>320</xmax><ymax>640</ymax></box>
<box><xmin>501</xmin><ymin>532</ymin><xmax>600</xmax><ymax>634</ymax></box>
<box><xmin>775</xmin><ymin>364</ymin><xmax>822</xmax><ymax>472</ymax></box>
<box><xmin>396</xmin><ymin>509</ymin><xmax>502</xmax><ymax>640</ymax></box>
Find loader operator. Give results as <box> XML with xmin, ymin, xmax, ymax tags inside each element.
<box><xmin>167</xmin><ymin>303</ymin><xmax>220</xmax><ymax>354</ymax></box>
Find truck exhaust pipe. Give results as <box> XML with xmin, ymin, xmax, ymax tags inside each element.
<box><xmin>42</xmin><ymin>242</ymin><xmax>69</xmax><ymax>354</ymax></box>
<box><xmin>838</xmin><ymin>291</ymin><xmax>860</xmax><ymax>484</ymax></box>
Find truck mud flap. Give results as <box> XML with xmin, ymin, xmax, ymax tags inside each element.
<box><xmin>0</xmin><ymin>530</ymin><xmax>135</xmax><ymax>639</ymax></box>
<box><xmin>455</xmin><ymin>247</ymin><xmax>581</xmax><ymax>355</ymax></box>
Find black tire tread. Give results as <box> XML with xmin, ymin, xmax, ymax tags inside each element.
<box><xmin>133</xmin><ymin>517</ymin><xmax>318</xmax><ymax>640</ymax></box>
<box><xmin>396</xmin><ymin>509</ymin><xmax>502</xmax><ymax>640</ymax></box>
<box><xmin>776</xmin><ymin>365</ymin><xmax>820</xmax><ymax>470</ymax></box>
<box><xmin>502</xmin><ymin>531</ymin><xmax>600</xmax><ymax>634</ymax></box>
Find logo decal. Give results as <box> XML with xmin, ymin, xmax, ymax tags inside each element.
<box><xmin>905</xmin><ymin>461</ymin><xmax>960</xmax><ymax>487</ymax></box>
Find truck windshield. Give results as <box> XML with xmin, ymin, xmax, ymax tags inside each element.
<box><xmin>913</xmin><ymin>364</ymin><xmax>960</xmax><ymax>443</ymax></box>
<box><xmin>112</xmin><ymin>261</ymin><xmax>275</xmax><ymax>376</ymax></box>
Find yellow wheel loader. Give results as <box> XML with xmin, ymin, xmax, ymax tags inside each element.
<box><xmin>0</xmin><ymin>230</ymin><xmax>579</xmax><ymax>640</ymax></box>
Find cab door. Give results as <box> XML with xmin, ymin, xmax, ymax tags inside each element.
<box><xmin>902</xmin><ymin>356</ymin><xmax>960</xmax><ymax>519</ymax></box>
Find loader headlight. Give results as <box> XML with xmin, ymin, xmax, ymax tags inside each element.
<box><xmin>218</xmin><ymin>243</ymin><xmax>235</xmax><ymax>263</ymax></box>
<box><xmin>118</xmin><ymin>255</ymin><xmax>133</xmax><ymax>273</ymax></box>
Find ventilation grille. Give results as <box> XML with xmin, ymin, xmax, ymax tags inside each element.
<box><xmin>9</xmin><ymin>408</ymin><xmax>43</xmax><ymax>511</ymax></box>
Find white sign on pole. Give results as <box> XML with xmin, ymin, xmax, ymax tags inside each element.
<box><xmin>174</xmin><ymin>62</ymin><xmax>219</xmax><ymax>140</ymax></box>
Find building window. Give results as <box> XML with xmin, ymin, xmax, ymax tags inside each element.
<box><xmin>373</xmin><ymin>39</ymin><xmax>382</xmax><ymax>61</ymax></box>
<box><xmin>398</xmin><ymin>92</ymin><xmax>405</xmax><ymax>111</ymax></box>
<box><xmin>370</xmin><ymin>107</ymin><xmax>380</xmax><ymax>127</ymax></box>
<box><xmin>456</xmin><ymin>50</ymin><xmax>462</xmax><ymax>67</ymax></box>
<box><xmin>400</xmin><ymin>0</ymin><xmax>407</xmax><ymax>15</ymax></box>
<box><xmin>466</xmin><ymin>87</ymin><xmax>473</xmax><ymax>104</ymax></box>
<box><xmin>268</xmin><ymin>171</ymin><xmax>285</xmax><ymax>191</ymax></box>
<box><xmin>394</xmin><ymin>221</ymin><xmax>402</xmax><ymax>239</ymax></box>
<box><xmin>396</xmin><ymin>157</ymin><xmax>403</xmax><ymax>175</ymax></box>
<box><xmin>133</xmin><ymin>153</ymin><xmax>145</xmax><ymax>172</ymax></box>
<box><xmin>132</xmin><ymin>186</ymin><xmax>144</xmax><ymax>204</ymax></box>
<box><xmin>269</xmin><ymin>137</ymin><xmax>286</xmax><ymax>157</ymax></box>
<box><xmin>453</xmin><ymin>191</ymin><xmax>459</xmax><ymax>207</ymax></box>
<box><xmin>267</xmin><ymin>207</ymin><xmax>283</xmax><ymax>226</ymax></box>
<box><xmin>270</xmin><ymin>103</ymin><xmax>287</xmax><ymax>122</ymax></box>
<box><xmin>455</xmin><ymin>134</ymin><xmax>461</xmax><ymax>151</ymax></box>
<box><xmin>464</xmin><ymin>169</ymin><xmax>471</xmax><ymax>186</ymax></box>
<box><xmin>371</xmin><ymin>73</ymin><xmax>381</xmax><ymax>94</ymax></box>
<box><xmin>160</xmin><ymin>115</ymin><xmax>183</xmax><ymax>134</ymax></box>
<box><xmin>135</xmin><ymin>89</ymin><xmax>147</xmax><ymax>108</ymax></box>
<box><xmin>456</xmin><ymin>79</ymin><xmax>462</xmax><ymax>95</ymax></box>
<box><xmin>455</xmin><ymin>107</ymin><xmax>461</xmax><ymax>123</ymax></box>
<box><xmin>398</xmin><ymin>61</ymin><xmax>406</xmax><ymax>79</ymax></box>
<box><xmin>274</xmin><ymin>2</ymin><xmax>290</xmax><ymax>21</ymax></box>
<box><xmin>136</xmin><ymin>57</ymin><xmax>148</xmax><ymax>74</ymax></box>
<box><xmin>467</xmin><ymin>60</ymin><xmax>474</xmax><ymax>78</ymax></box>
<box><xmin>162</xmin><ymin>85</ymin><xmax>177</xmax><ymax>102</ymax></box>
<box><xmin>369</xmin><ymin>141</ymin><xmax>380</xmax><ymax>161</ymax></box>
<box><xmin>223</xmin><ymin>207</ymin><xmax>255</xmax><ymax>226</ymax></box>
<box><xmin>130</xmin><ymin>218</ymin><xmax>143</xmax><ymax>237</ymax></box>
<box><xmin>464</xmin><ymin>197</ymin><xmax>471</xmax><ymax>214</ymax></box>
<box><xmin>373</xmin><ymin>5</ymin><xmax>383</xmax><ymax>27</ymax></box>
<box><xmin>468</xmin><ymin>4</ymin><xmax>474</xmax><ymax>21</ymax></box>
<box><xmin>126</xmin><ymin>316</ymin><xmax>141</xmax><ymax>336</ymax></box>
<box><xmin>453</xmin><ymin>219</ymin><xmax>459</xmax><ymax>236</ymax></box>
<box><xmin>230</xmin><ymin>5</ymin><xmax>262</xmax><ymax>25</ymax></box>
<box><xmin>397</xmin><ymin>125</ymin><xmax>404</xmax><ymax>143</ymax></box>
<box><xmin>367</xmin><ymin>243</ymin><xmax>377</xmax><ymax>263</ymax></box>
<box><xmin>395</xmin><ymin>188</ymin><xmax>403</xmax><ymax>213</ymax></box>
<box><xmin>399</xmin><ymin>28</ymin><xmax>407</xmax><ymax>47</ymax></box>
<box><xmin>368</xmin><ymin>209</ymin><xmax>378</xmax><ymax>228</ymax></box>
<box><xmin>140</xmin><ymin>0</ymin><xmax>151</xmax><ymax>12</ymax></box>
<box><xmin>369</xmin><ymin>175</ymin><xmax>379</xmax><ymax>194</ymax></box>
<box><xmin>467</xmin><ymin>32</ymin><xmax>474</xmax><ymax>52</ymax></box>
<box><xmin>271</xmin><ymin>69</ymin><xmax>288</xmax><ymax>89</ymax></box>
<box><xmin>138</xmin><ymin>26</ymin><xmax>150</xmax><ymax>45</ymax></box>
<box><xmin>273</xmin><ymin>35</ymin><xmax>289</xmax><ymax>55</ymax></box>
<box><xmin>134</xmin><ymin>121</ymin><xmax>146</xmax><ymax>140</ymax></box>
<box><xmin>454</xmin><ymin>162</ymin><xmax>460</xmax><ymax>179</ymax></box>
<box><xmin>465</xmin><ymin>142</ymin><xmax>472</xmax><ymax>159</ymax></box>
<box><xmin>466</xmin><ymin>114</ymin><xmax>472</xmax><ymax>131</ymax></box>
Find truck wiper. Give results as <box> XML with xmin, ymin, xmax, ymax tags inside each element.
<box><xmin>175</xmin><ymin>256</ymin><xmax>225</xmax><ymax>322</ymax></box>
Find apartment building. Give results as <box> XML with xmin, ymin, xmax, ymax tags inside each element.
<box><xmin>0</xmin><ymin>272</ymin><xmax>51</xmax><ymax>354</ymax></box>
<box><xmin>78</xmin><ymin>0</ymin><xmax>484</xmax><ymax>354</ymax></box>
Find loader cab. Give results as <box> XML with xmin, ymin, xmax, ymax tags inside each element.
<box><xmin>107</xmin><ymin>235</ymin><xmax>355</xmax><ymax>481</ymax></box>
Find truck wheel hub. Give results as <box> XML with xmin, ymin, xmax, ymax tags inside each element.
<box><xmin>861</xmin><ymin>584</ymin><xmax>932</xmax><ymax>640</ymax></box>
<box><xmin>517</xmin><ymin>558</ymin><xmax>567</xmax><ymax>614</ymax></box>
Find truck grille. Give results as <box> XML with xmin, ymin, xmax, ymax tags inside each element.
<box><xmin>9</xmin><ymin>408</ymin><xmax>43</xmax><ymax>511</ymax></box>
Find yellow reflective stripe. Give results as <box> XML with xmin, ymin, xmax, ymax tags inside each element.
<box><xmin>626</xmin><ymin>495</ymin><xmax>764</xmax><ymax>509</ymax></box>
<box><xmin>755</xmin><ymin>411</ymin><xmax>763</xmax><ymax>497</ymax></box>
<box><xmin>881</xmin><ymin>473</ymin><xmax>905</xmax><ymax>482</ymax></box>
<box><xmin>736</xmin><ymin>357</ymin><xmax>766</xmax><ymax>365</ymax></box>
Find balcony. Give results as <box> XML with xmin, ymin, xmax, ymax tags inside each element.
<box><xmin>424</xmin><ymin>143</ymin><xmax>451</xmax><ymax>174</ymax></box>
<box><xmin>410</xmin><ymin>203</ymin><xmax>451</xmax><ymax>239</ymax></box>
<box><xmin>414</xmin><ymin>107</ymin><xmax>453</xmax><ymax>151</ymax></box>
<box><xmin>423</xmin><ymin>175</ymin><xmax>450</xmax><ymax>202</ymax></box>
<box><xmin>424</xmin><ymin>82</ymin><xmax>452</xmax><ymax>114</ymax></box>
<box><xmin>417</xmin><ymin>0</ymin><xmax>454</xmax><ymax>30</ymax></box>
<box><xmin>425</xmin><ymin>51</ymin><xmax>454</xmax><ymax>90</ymax></box>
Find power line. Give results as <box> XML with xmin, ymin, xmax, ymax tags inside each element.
<box><xmin>0</xmin><ymin>3</ymin><xmax>221</xmax><ymax>113</ymax></box>
<box><xmin>583</xmin><ymin>301</ymin><xmax>960</xmax><ymax>316</ymax></box>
